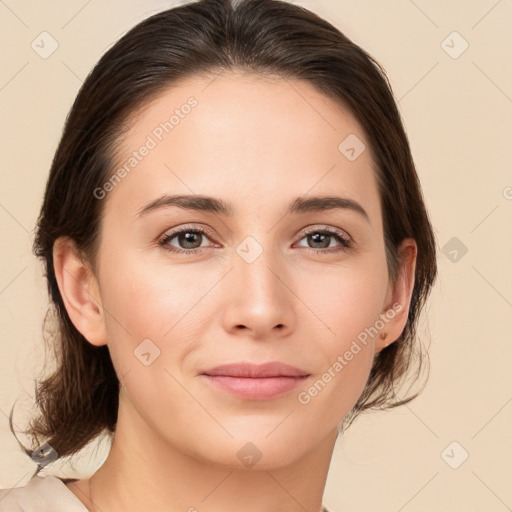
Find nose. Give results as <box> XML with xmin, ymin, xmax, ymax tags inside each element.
<box><xmin>221</xmin><ymin>245</ymin><xmax>296</xmax><ymax>340</ymax></box>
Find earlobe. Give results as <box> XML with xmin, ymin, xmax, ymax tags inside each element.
<box><xmin>53</xmin><ymin>237</ymin><xmax>107</xmax><ymax>347</ymax></box>
<box><xmin>375</xmin><ymin>238</ymin><xmax>417</xmax><ymax>353</ymax></box>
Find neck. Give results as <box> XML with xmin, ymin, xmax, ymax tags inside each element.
<box><xmin>84</xmin><ymin>394</ymin><xmax>338</xmax><ymax>512</ymax></box>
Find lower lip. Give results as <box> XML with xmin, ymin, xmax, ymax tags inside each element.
<box><xmin>203</xmin><ymin>375</ymin><xmax>309</xmax><ymax>400</ymax></box>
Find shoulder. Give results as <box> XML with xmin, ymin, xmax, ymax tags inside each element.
<box><xmin>0</xmin><ymin>475</ymin><xmax>88</xmax><ymax>511</ymax></box>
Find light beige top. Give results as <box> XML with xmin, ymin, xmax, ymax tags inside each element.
<box><xmin>0</xmin><ymin>475</ymin><xmax>334</xmax><ymax>511</ymax></box>
<box><xmin>0</xmin><ymin>475</ymin><xmax>88</xmax><ymax>511</ymax></box>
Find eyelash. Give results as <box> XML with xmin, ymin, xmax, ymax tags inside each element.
<box><xmin>158</xmin><ymin>224</ymin><xmax>353</xmax><ymax>256</ymax></box>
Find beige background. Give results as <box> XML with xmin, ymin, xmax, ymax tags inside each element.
<box><xmin>1</xmin><ymin>0</ymin><xmax>511</xmax><ymax>510</ymax></box>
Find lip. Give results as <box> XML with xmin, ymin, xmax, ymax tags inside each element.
<box><xmin>200</xmin><ymin>362</ymin><xmax>310</xmax><ymax>400</ymax></box>
<box><xmin>202</xmin><ymin>362</ymin><xmax>310</xmax><ymax>378</ymax></box>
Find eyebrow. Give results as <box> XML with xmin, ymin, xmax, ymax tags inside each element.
<box><xmin>137</xmin><ymin>194</ymin><xmax>370</xmax><ymax>222</ymax></box>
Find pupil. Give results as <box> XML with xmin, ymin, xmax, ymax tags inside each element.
<box><xmin>310</xmin><ymin>233</ymin><xmax>329</xmax><ymax>248</ymax></box>
<box><xmin>182</xmin><ymin>232</ymin><xmax>200</xmax><ymax>248</ymax></box>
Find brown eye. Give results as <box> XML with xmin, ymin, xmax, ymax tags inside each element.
<box><xmin>159</xmin><ymin>227</ymin><xmax>214</xmax><ymax>254</ymax></box>
<box><xmin>295</xmin><ymin>228</ymin><xmax>352</xmax><ymax>253</ymax></box>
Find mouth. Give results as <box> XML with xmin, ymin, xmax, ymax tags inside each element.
<box><xmin>200</xmin><ymin>361</ymin><xmax>311</xmax><ymax>400</ymax></box>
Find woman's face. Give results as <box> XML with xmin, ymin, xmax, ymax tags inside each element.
<box><xmin>86</xmin><ymin>71</ymin><xmax>410</xmax><ymax>469</ymax></box>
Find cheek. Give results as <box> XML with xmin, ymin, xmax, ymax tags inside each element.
<box><xmin>294</xmin><ymin>279</ymin><xmax>382</xmax><ymax>429</ymax></box>
<box><xmin>97</xmin><ymin>250</ymin><xmax>231</xmax><ymax>385</ymax></box>
<box><xmin>295</xmin><ymin>260</ymin><xmax>387</xmax><ymax>411</ymax></box>
<box><xmin>97</xmin><ymin>256</ymin><xmax>204</xmax><ymax>421</ymax></box>
<box><xmin>100</xmin><ymin>252</ymin><xmax>212</xmax><ymax>337</ymax></box>
<box><xmin>301</xmin><ymin>259</ymin><xmax>389</xmax><ymax>343</ymax></box>
<box><xmin>297</xmin><ymin>346</ymin><xmax>374</xmax><ymax>429</ymax></box>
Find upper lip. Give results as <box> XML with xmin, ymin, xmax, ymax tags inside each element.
<box><xmin>201</xmin><ymin>362</ymin><xmax>310</xmax><ymax>378</ymax></box>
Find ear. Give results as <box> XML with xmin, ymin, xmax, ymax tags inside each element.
<box><xmin>53</xmin><ymin>237</ymin><xmax>107</xmax><ymax>347</ymax></box>
<box><xmin>375</xmin><ymin>238</ymin><xmax>417</xmax><ymax>353</ymax></box>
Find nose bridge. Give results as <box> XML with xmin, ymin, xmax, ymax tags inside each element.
<box><xmin>235</xmin><ymin>236</ymin><xmax>284</xmax><ymax>307</ymax></box>
<box><xmin>223</xmin><ymin>235</ymin><xmax>295</xmax><ymax>336</ymax></box>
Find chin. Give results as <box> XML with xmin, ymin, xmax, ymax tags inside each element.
<box><xmin>182</xmin><ymin>428</ymin><xmax>316</xmax><ymax>472</ymax></box>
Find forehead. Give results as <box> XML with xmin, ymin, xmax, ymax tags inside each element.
<box><xmin>122</xmin><ymin>70</ymin><xmax>367</xmax><ymax>159</ymax></box>
<box><xmin>107</xmin><ymin>71</ymin><xmax>381</xmax><ymax>224</ymax></box>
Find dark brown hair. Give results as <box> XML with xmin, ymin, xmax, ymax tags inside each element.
<box><xmin>10</xmin><ymin>0</ymin><xmax>437</xmax><ymax>477</ymax></box>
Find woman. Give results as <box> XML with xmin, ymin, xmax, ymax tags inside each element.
<box><xmin>0</xmin><ymin>0</ymin><xmax>437</xmax><ymax>510</ymax></box>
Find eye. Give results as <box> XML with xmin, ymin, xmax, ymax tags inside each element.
<box><xmin>295</xmin><ymin>226</ymin><xmax>353</xmax><ymax>254</ymax></box>
<box><xmin>158</xmin><ymin>224</ymin><xmax>353</xmax><ymax>256</ymax></box>
<box><xmin>158</xmin><ymin>225</ymin><xmax>216</xmax><ymax>255</ymax></box>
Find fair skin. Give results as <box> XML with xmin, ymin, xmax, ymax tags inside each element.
<box><xmin>53</xmin><ymin>71</ymin><xmax>417</xmax><ymax>512</ymax></box>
